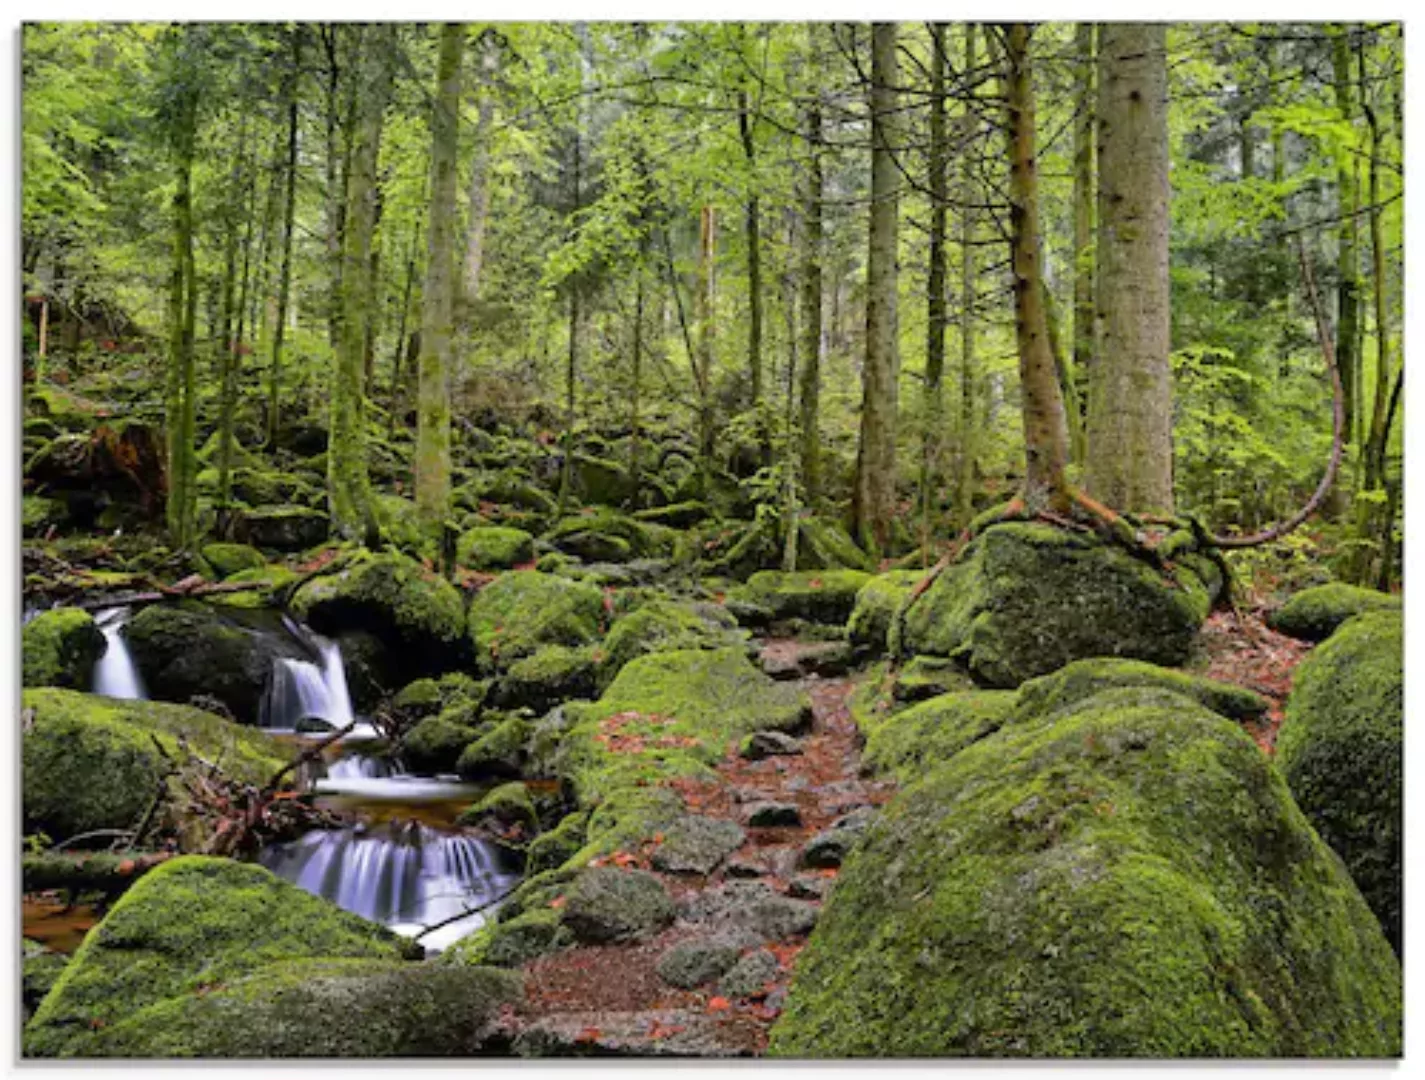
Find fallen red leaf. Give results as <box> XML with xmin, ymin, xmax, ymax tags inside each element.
<box><xmin>707</xmin><ymin>996</ymin><xmax>731</xmax><ymax>1012</ymax></box>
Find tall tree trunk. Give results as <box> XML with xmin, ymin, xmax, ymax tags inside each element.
<box><xmin>415</xmin><ymin>23</ymin><xmax>464</xmax><ymax>543</ymax></box>
<box><xmin>165</xmin><ymin>72</ymin><xmax>200</xmax><ymax>548</ymax></box>
<box><xmin>797</xmin><ymin>66</ymin><xmax>824</xmax><ymax>507</ymax></box>
<box><xmin>389</xmin><ymin>220</ymin><xmax>421</xmax><ymax>440</ymax></box>
<box><xmin>217</xmin><ymin>122</ymin><xmax>255</xmax><ymax>511</ymax></box>
<box><xmin>738</xmin><ymin>83</ymin><xmax>764</xmax><ymax>412</ymax></box>
<box><xmin>1071</xmin><ymin>21</ymin><xmax>1094</xmax><ymax>422</ymax></box>
<box><xmin>1004</xmin><ymin>24</ymin><xmax>1070</xmax><ymax>510</ymax></box>
<box><xmin>462</xmin><ymin>29</ymin><xmax>500</xmax><ymax>313</ymax></box>
<box><xmin>328</xmin><ymin>24</ymin><xmax>392</xmax><ymax>542</ymax></box>
<box><xmin>851</xmin><ymin>21</ymin><xmax>901</xmax><ymax>556</ymax></box>
<box><xmin>954</xmin><ymin>23</ymin><xmax>979</xmax><ymax>529</ymax></box>
<box><xmin>1085</xmin><ymin>22</ymin><xmax>1174</xmax><ymax>515</ymax></box>
<box><xmin>1331</xmin><ymin>25</ymin><xmax>1360</xmax><ymax>459</ymax></box>
<box><xmin>268</xmin><ymin>26</ymin><xmax>302</xmax><ymax>451</ymax></box>
<box><xmin>694</xmin><ymin>204</ymin><xmax>717</xmax><ymax>496</ymax></box>
<box><xmin>628</xmin><ymin>251</ymin><xmax>646</xmax><ymax>507</ymax></box>
<box><xmin>920</xmin><ymin>21</ymin><xmax>949</xmax><ymax>550</ymax></box>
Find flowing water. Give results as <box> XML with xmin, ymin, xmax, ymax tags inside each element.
<box><xmin>260</xmin><ymin>618</ymin><xmax>376</xmax><ymax>737</ymax></box>
<box><xmin>91</xmin><ymin>607</ymin><xmax>147</xmax><ymax>700</ymax></box>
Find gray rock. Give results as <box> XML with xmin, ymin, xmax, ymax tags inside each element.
<box><xmin>739</xmin><ymin>730</ymin><xmax>805</xmax><ymax>760</ymax></box>
<box><xmin>656</xmin><ymin>934</ymin><xmax>752</xmax><ymax>989</ymax></box>
<box><xmin>561</xmin><ymin>867</ymin><xmax>674</xmax><ymax>944</ymax></box>
<box><xmin>650</xmin><ymin>815</ymin><xmax>746</xmax><ymax>876</ymax></box>
<box><xmin>680</xmin><ymin>881</ymin><xmax>819</xmax><ymax>942</ymax></box>
<box><xmin>746</xmin><ymin>802</ymin><xmax>802</xmax><ymax>828</ymax></box>
<box><xmin>799</xmin><ymin>810</ymin><xmax>876</xmax><ymax>870</ymax></box>
<box><xmin>717</xmin><ymin>948</ymin><xmax>780</xmax><ymax>999</ymax></box>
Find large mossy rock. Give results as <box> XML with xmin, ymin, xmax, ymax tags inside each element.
<box><xmin>742</xmin><ymin>570</ymin><xmax>872</xmax><ymax>625</ymax></box>
<box><xmin>846</xmin><ymin>571</ymin><xmax>923</xmax><ymax>654</ymax></box>
<box><xmin>291</xmin><ymin>552</ymin><xmax>468</xmax><ymax>680</ymax></box>
<box><xmin>22</xmin><ymin>689</ymin><xmax>286</xmax><ymax>842</ymax></box>
<box><xmin>1266</xmin><ymin>582</ymin><xmax>1401</xmax><ymax>643</ymax></box>
<box><xmin>1277</xmin><ymin>609</ymin><xmax>1402</xmax><ymax>953</ymax></box>
<box><xmin>22</xmin><ymin>607</ymin><xmax>104</xmax><ymax>690</ymax></box>
<box><xmin>545</xmin><ymin>508</ymin><xmax>671</xmax><ymax>564</ymax></box>
<box><xmin>795</xmin><ymin>517</ymin><xmax>875</xmax><ymax>572</ymax></box>
<box><xmin>769</xmin><ymin>683</ymin><xmax>1402</xmax><ymax>1058</ymax></box>
<box><xmin>121</xmin><ymin>603</ymin><xmax>302</xmax><ymax>723</ymax></box>
<box><xmin>598</xmin><ymin>599</ymin><xmax>745</xmax><ymax>684</ymax></box>
<box><xmin>230</xmin><ymin>505</ymin><xmax>330</xmax><ymax>551</ymax></box>
<box><xmin>458</xmin><ymin>525</ymin><xmax>536</xmax><ymax>571</ymax></box>
<box><xmin>22</xmin><ymin>857</ymin><xmax>429</xmax><ymax>1058</ymax></box>
<box><xmin>494</xmin><ymin>645</ymin><xmax>599</xmax><ymax>713</ymax></box>
<box><xmin>198</xmin><ymin>542</ymin><xmax>266</xmax><ymax>580</ymax></box>
<box><xmin>57</xmin><ymin>958</ymin><xmax>523</xmax><ymax>1058</ymax></box>
<box><xmin>859</xmin><ymin>690</ymin><xmax>1016</xmax><ymax>782</ymax></box>
<box><xmin>466</xmin><ymin>570</ymin><xmax>604</xmax><ymax>673</ymax></box>
<box><xmin>899</xmin><ymin>523</ymin><xmax>1212</xmax><ymax>688</ymax></box>
<box><xmin>569</xmin><ymin>452</ymin><xmax>636</xmax><ymax>507</ymax></box>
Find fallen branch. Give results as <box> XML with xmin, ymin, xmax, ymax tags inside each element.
<box><xmin>411</xmin><ymin>880</ymin><xmax>524</xmax><ymax>943</ymax></box>
<box><xmin>262</xmin><ymin>719</ymin><xmax>357</xmax><ymax>794</ymax></box>
<box><xmin>71</xmin><ymin>578</ymin><xmax>273</xmax><ymax>612</ymax></box>
<box><xmin>23</xmin><ymin>851</ymin><xmax>173</xmax><ymax>896</ymax></box>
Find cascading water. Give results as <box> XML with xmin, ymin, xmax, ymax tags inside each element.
<box><xmin>260</xmin><ymin>619</ymin><xmax>371</xmax><ymax>735</ymax></box>
<box><xmin>92</xmin><ymin>608</ymin><xmax>147</xmax><ymax>700</ymax></box>
<box><xmin>261</xmin><ymin>823</ymin><xmax>519</xmax><ymax>952</ymax></box>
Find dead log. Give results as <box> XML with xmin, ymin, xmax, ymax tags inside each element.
<box><xmin>23</xmin><ymin>851</ymin><xmax>173</xmax><ymax>897</ymax></box>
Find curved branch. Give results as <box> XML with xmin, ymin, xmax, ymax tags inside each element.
<box><xmin>1207</xmin><ymin>236</ymin><xmax>1345</xmax><ymax>549</ymax></box>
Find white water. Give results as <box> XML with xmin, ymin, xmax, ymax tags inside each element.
<box><xmin>261</xmin><ymin>823</ymin><xmax>518</xmax><ymax>952</ymax></box>
<box><xmin>261</xmin><ymin>626</ymin><xmax>366</xmax><ymax>734</ymax></box>
<box><xmin>92</xmin><ymin>608</ymin><xmax>147</xmax><ymax>700</ymax></box>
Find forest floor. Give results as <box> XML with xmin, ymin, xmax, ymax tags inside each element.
<box><xmin>500</xmin><ymin>637</ymin><xmax>896</xmax><ymax>1056</ymax></box>
<box><xmin>1196</xmin><ymin>608</ymin><xmax>1313</xmax><ymax>754</ymax></box>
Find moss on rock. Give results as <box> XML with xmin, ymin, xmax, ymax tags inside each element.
<box><xmin>769</xmin><ymin>686</ymin><xmax>1402</xmax><ymax>1058</ymax></box>
<box><xmin>495</xmin><ymin>645</ymin><xmax>599</xmax><ymax>713</ymax></box>
<box><xmin>1267</xmin><ymin>582</ymin><xmax>1401</xmax><ymax>643</ymax></box>
<box><xmin>402</xmin><ymin>711</ymin><xmax>484</xmax><ymax>775</ymax></box>
<box><xmin>199</xmin><ymin>543</ymin><xmax>267</xmax><ymax>580</ymax></box>
<box><xmin>847</xmin><ymin>570</ymin><xmax>923</xmax><ymax>654</ymax></box>
<box><xmin>442</xmin><ymin>908</ymin><xmax>571</xmax><ymax>969</ymax></box>
<box><xmin>458</xmin><ymin>525</ymin><xmax>536</xmax><ymax>571</ymax></box>
<box><xmin>23</xmin><ymin>856</ymin><xmax>420</xmax><ymax>1057</ymax></box>
<box><xmin>1014</xmin><ymin>657</ymin><xmax>1269</xmax><ymax>725</ymax></box>
<box><xmin>742</xmin><ymin>570</ymin><xmax>872</xmax><ymax>625</ymax></box>
<box><xmin>525</xmin><ymin>810</ymin><xmax>591</xmax><ymax>875</ymax></box>
<box><xmin>546</xmin><ymin>508</ymin><xmax>669</xmax><ymax>564</ymax></box>
<box><xmin>561</xmin><ymin>866</ymin><xmax>674</xmax><ymax>944</ymax></box>
<box><xmin>457</xmin><ymin>715</ymin><xmax>532</xmax><ymax>781</ymax></box>
<box><xmin>861</xmin><ymin>690</ymin><xmax>1016</xmax><ymax>781</ymax></box>
<box><xmin>23</xmin><ymin>607</ymin><xmax>104</xmax><ymax>690</ymax></box>
<box><xmin>900</xmin><ymin>523</ymin><xmax>1212</xmax><ymax>688</ymax></box>
<box><xmin>23</xmin><ymin>688</ymin><xmax>286</xmax><ymax>842</ymax></box>
<box><xmin>797</xmin><ymin>516</ymin><xmax>874</xmax><ymax>572</ymax></box>
<box><xmin>1277</xmin><ymin>610</ymin><xmax>1402</xmax><ymax>953</ymax></box>
<box><xmin>230</xmin><ymin>505</ymin><xmax>330</xmax><ymax>551</ymax></box>
<box><xmin>599</xmin><ymin>599</ymin><xmax>745</xmax><ymax>684</ymax></box>
<box><xmin>467</xmin><ymin>570</ymin><xmax>604</xmax><ymax>673</ymax></box>
<box><xmin>291</xmin><ymin>551</ymin><xmax>467</xmax><ymax>679</ymax></box>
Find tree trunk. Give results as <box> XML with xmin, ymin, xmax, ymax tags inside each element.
<box><xmin>738</xmin><ymin>83</ymin><xmax>764</xmax><ymax>412</ymax></box>
<box><xmin>1004</xmin><ymin>24</ymin><xmax>1070</xmax><ymax>510</ymax></box>
<box><xmin>328</xmin><ymin>24</ymin><xmax>392</xmax><ymax>542</ymax></box>
<box><xmin>954</xmin><ymin>23</ymin><xmax>979</xmax><ymax>529</ymax></box>
<box><xmin>268</xmin><ymin>26</ymin><xmax>302</xmax><ymax>451</ymax></box>
<box><xmin>694</xmin><ymin>204</ymin><xmax>717</xmax><ymax>495</ymax></box>
<box><xmin>851</xmin><ymin>21</ymin><xmax>901</xmax><ymax>557</ymax></box>
<box><xmin>1071</xmin><ymin>21</ymin><xmax>1094</xmax><ymax>421</ymax></box>
<box><xmin>462</xmin><ymin>30</ymin><xmax>500</xmax><ymax>313</ymax></box>
<box><xmin>921</xmin><ymin>21</ymin><xmax>949</xmax><ymax>549</ymax></box>
<box><xmin>415</xmin><ymin>23</ymin><xmax>464</xmax><ymax>542</ymax></box>
<box><xmin>1085</xmin><ymin>22</ymin><xmax>1174</xmax><ymax>515</ymax></box>
<box><xmin>797</xmin><ymin>60</ymin><xmax>824</xmax><ymax>507</ymax></box>
<box><xmin>1332</xmin><ymin>26</ymin><xmax>1360</xmax><ymax>459</ymax></box>
<box><xmin>629</xmin><ymin>255</ymin><xmax>645</xmax><ymax>506</ymax></box>
<box><xmin>164</xmin><ymin>45</ymin><xmax>200</xmax><ymax>549</ymax></box>
<box><xmin>388</xmin><ymin>221</ymin><xmax>421</xmax><ymax>440</ymax></box>
<box><xmin>216</xmin><ymin>121</ymin><xmax>254</xmax><ymax>511</ymax></box>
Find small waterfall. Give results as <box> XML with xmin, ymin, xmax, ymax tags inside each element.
<box><xmin>326</xmin><ymin>754</ymin><xmax>404</xmax><ymax>782</ymax></box>
<box><xmin>92</xmin><ymin>608</ymin><xmax>147</xmax><ymax>700</ymax></box>
<box><xmin>261</xmin><ymin>623</ymin><xmax>357</xmax><ymax>733</ymax></box>
<box><xmin>261</xmin><ymin>824</ymin><xmax>519</xmax><ymax>952</ymax></box>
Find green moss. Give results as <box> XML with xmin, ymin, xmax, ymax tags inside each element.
<box><xmin>23</xmin><ymin>689</ymin><xmax>286</xmax><ymax>841</ymax></box>
<box><xmin>402</xmin><ymin>712</ymin><xmax>483</xmax><ymax>775</ymax></box>
<box><xmin>900</xmin><ymin>523</ymin><xmax>1211</xmax><ymax>688</ymax></box>
<box><xmin>599</xmin><ymin>599</ymin><xmax>744</xmax><ymax>684</ymax></box>
<box><xmin>23</xmin><ymin>494</ymin><xmax>69</xmax><ymax>537</ymax></box>
<box><xmin>23</xmin><ymin>857</ymin><xmax>419</xmax><ymax>1057</ymax></box>
<box><xmin>23</xmin><ymin>607</ymin><xmax>104</xmax><ymax>690</ymax></box>
<box><xmin>797</xmin><ymin>516</ymin><xmax>875</xmax><ymax>572</ymax></box>
<box><xmin>23</xmin><ymin>940</ymin><xmax>68</xmax><ymax>1020</ymax></box>
<box><xmin>546</xmin><ymin>508</ymin><xmax>669</xmax><ymax>563</ymax></box>
<box><xmin>525</xmin><ymin>810</ymin><xmax>591</xmax><ymax>875</ymax></box>
<box><xmin>466</xmin><ymin>570</ymin><xmax>604</xmax><ymax>673</ymax></box>
<box><xmin>742</xmin><ymin>569</ymin><xmax>872</xmax><ymax>625</ymax></box>
<box><xmin>894</xmin><ymin>655</ymin><xmax>976</xmax><ymax>702</ymax></box>
<box><xmin>770</xmin><ymin>686</ymin><xmax>1401</xmax><ymax>1058</ymax></box>
<box><xmin>458</xmin><ymin>781</ymin><xmax>537</xmax><ymax>831</ymax></box>
<box><xmin>1277</xmin><ymin>610</ymin><xmax>1402</xmax><ymax>953</ymax></box>
<box><xmin>206</xmin><ymin>565</ymin><xmax>297</xmax><ymax>609</ymax></box>
<box><xmin>847</xmin><ymin>571</ymin><xmax>923</xmax><ymax>653</ymax></box>
<box><xmin>291</xmin><ymin>551</ymin><xmax>467</xmax><ymax>676</ymax></box>
<box><xmin>457</xmin><ymin>525</ymin><xmax>536</xmax><ymax>571</ymax></box>
<box><xmin>457</xmin><ymin>715</ymin><xmax>532</xmax><ymax>780</ymax></box>
<box><xmin>1014</xmin><ymin>658</ymin><xmax>1269</xmax><ymax>725</ymax></box>
<box><xmin>199</xmin><ymin>543</ymin><xmax>266</xmax><ymax>580</ymax></box>
<box><xmin>442</xmin><ymin>908</ymin><xmax>571</xmax><ymax>969</ymax></box>
<box><xmin>231</xmin><ymin>505</ymin><xmax>330</xmax><ymax>552</ymax></box>
<box><xmin>496</xmin><ymin>645</ymin><xmax>599</xmax><ymax>713</ymax></box>
<box><xmin>561</xmin><ymin>866</ymin><xmax>674</xmax><ymax>944</ymax></box>
<box><xmin>633</xmin><ymin>500</ymin><xmax>709</xmax><ymax>528</ymax></box>
<box><xmin>862</xmin><ymin>690</ymin><xmax>1016</xmax><ymax>781</ymax></box>
<box><xmin>1267</xmin><ymin>583</ymin><xmax>1400</xmax><ymax>643</ymax></box>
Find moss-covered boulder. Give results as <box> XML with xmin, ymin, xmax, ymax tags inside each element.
<box><xmin>23</xmin><ymin>493</ymin><xmax>69</xmax><ymax>537</ymax></box>
<box><xmin>442</xmin><ymin>907</ymin><xmax>572</xmax><ymax>969</ymax></box>
<box><xmin>457</xmin><ymin>715</ymin><xmax>532</xmax><ymax>781</ymax></box>
<box><xmin>846</xmin><ymin>570</ymin><xmax>923</xmax><ymax>653</ymax></box>
<box><xmin>22</xmin><ymin>689</ymin><xmax>286</xmax><ymax>842</ymax></box>
<box><xmin>1014</xmin><ymin>657</ymin><xmax>1269</xmax><ymax>725</ymax></box>
<box><xmin>569</xmin><ymin>451</ymin><xmax>636</xmax><ymax>506</ymax></box>
<box><xmin>467</xmin><ymin>570</ymin><xmax>604</xmax><ymax>673</ymax></box>
<box><xmin>1277</xmin><ymin>610</ymin><xmax>1402</xmax><ymax>953</ymax></box>
<box><xmin>393</xmin><ymin>672</ymin><xmax>486</xmax><ymax>724</ymax></box>
<box><xmin>892</xmin><ymin>654</ymin><xmax>976</xmax><ymax>703</ymax></box>
<box><xmin>494</xmin><ymin>645</ymin><xmax>599</xmax><ymax>714</ymax></box>
<box><xmin>402</xmin><ymin>710</ymin><xmax>484</xmax><ymax>775</ymax></box>
<box><xmin>230</xmin><ymin>505</ymin><xmax>329</xmax><ymax>551</ymax></box>
<box><xmin>599</xmin><ymin>599</ymin><xmax>745</xmax><ymax>684</ymax></box>
<box><xmin>525</xmin><ymin>809</ymin><xmax>591</xmax><ymax>875</ymax></box>
<box><xmin>291</xmin><ymin>551</ymin><xmax>468</xmax><ymax>680</ymax></box>
<box><xmin>860</xmin><ymin>690</ymin><xmax>1016</xmax><ymax>782</ymax></box>
<box><xmin>54</xmin><ymin>958</ymin><xmax>522</xmax><ymax>1058</ymax></box>
<box><xmin>796</xmin><ymin>517</ymin><xmax>875</xmax><ymax>572</ymax></box>
<box><xmin>769</xmin><ymin>685</ymin><xmax>1402</xmax><ymax>1057</ymax></box>
<box><xmin>199</xmin><ymin>542</ymin><xmax>266</xmax><ymax>580</ymax></box>
<box><xmin>121</xmin><ymin>603</ymin><xmax>301</xmax><ymax>723</ymax></box>
<box><xmin>546</xmin><ymin>508</ymin><xmax>672</xmax><ymax>564</ymax></box>
<box><xmin>1267</xmin><ymin>582</ymin><xmax>1401</xmax><ymax>643</ymax></box>
<box><xmin>899</xmin><ymin>523</ymin><xmax>1212</xmax><ymax>688</ymax></box>
<box><xmin>20</xmin><ymin>857</ymin><xmax>449</xmax><ymax>1058</ymax></box>
<box><xmin>561</xmin><ymin>866</ymin><xmax>674</xmax><ymax>944</ymax></box>
<box><xmin>458</xmin><ymin>525</ymin><xmax>536</xmax><ymax>571</ymax></box>
<box><xmin>633</xmin><ymin>500</ymin><xmax>709</xmax><ymax>528</ymax></box>
<box><xmin>23</xmin><ymin>607</ymin><xmax>104</xmax><ymax>690</ymax></box>
<box><xmin>22</xmin><ymin>940</ymin><xmax>68</xmax><ymax>1022</ymax></box>
<box><xmin>458</xmin><ymin>781</ymin><xmax>539</xmax><ymax>851</ymax></box>
<box><xmin>742</xmin><ymin>570</ymin><xmax>873</xmax><ymax>625</ymax></box>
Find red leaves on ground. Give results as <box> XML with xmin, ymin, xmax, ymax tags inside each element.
<box><xmin>707</xmin><ymin>996</ymin><xmax>732</xmax><ymax>1012</ymax></box>
<box><xmin>646</xmin><ymin>1019</ymin><xmax>685</xmax><ymax>1041</ymax></box>
<box><xmin>576</xmin><ymin>1027</ymin><xmax>602</xmax><ymax>1044</ymax></box>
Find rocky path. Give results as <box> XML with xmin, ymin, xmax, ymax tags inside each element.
<box><xmin>502</xmin><ymin>638</ymin><xmax>895</xmax><ymax>1057</ymax></box>
<box><xmin>1196</xmin><ymin>609</ymin><xmax>1312</xmax><ymax>754</ymax></box>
